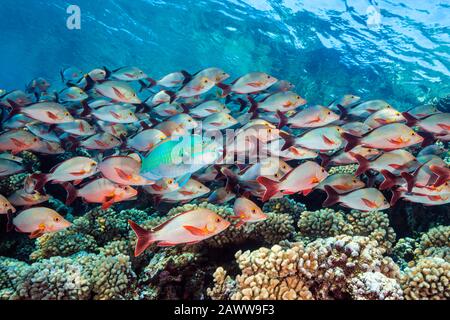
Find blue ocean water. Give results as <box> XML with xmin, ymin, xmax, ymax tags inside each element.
<box><xmin>0</xmin><ymin>0</ymin><xmax>449</xmax><ymax>108</ymax></box>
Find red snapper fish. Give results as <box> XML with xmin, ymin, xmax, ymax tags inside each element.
<box><xmin>315</xmin><ymin>173</ymin><xmax>365</xmax><ymax>194</ymax></box>
<box><xmin>128</xmin><ymin>208</ymin><xmax>231</xmax><ymax>256</ymax></box>
<box><xmin>176</xmin><ymin>76</ymin><xmax>216</xmax><ymax>98</ymax></box>
<box><xmin>403</xmin><ymin>112</ymin><xmax>450</xmax><ymax>135</ymax></box>
<box><xmin>0</xmin><ymin>129</ymin><xmax>40</xmax><ymax>155</ymax></box>
<box><xmin>277</xmin><ymin>105</ymin><xmax>339</xmax><ymax>129</ymax></box>
<box><xmin>98</xmin><ymin>156</ymin><xmax>154</xmax><ymax>185</ymax></box>
<box><xmin>257</xmin><ymin>161</ymin><xmax>328</xmax><ymax>201</ymax></box>
<box><xmin>353</xmin><ymin>149</ymin><xmax>419</xmax><ymax>176</ymax></box>
<box><xmin>32</xmin><ymin>156</ymin><xmax>98</xmax><ymax>189</ymax></box>
<box><xmin>93</xmin><ymin>81</ymin><xmax>141</xmax><ymax>104</ymax></box>
<box><xmin>249</xmin><ymin>91</ymin><xmax>306</xmax><ymax>113</ymax></box>
<box><xmin>8</xmin><ymin>100</ymin><xmax>74</xmax><ymax>124</ymax></box>
<box><xmin>217</xmin><ymin>72</ymin><xmax>278</xmax><ymax>96</ymax></box>
<box><xmin>363</xmin><ymin>108</ymin><xmax>405</xmax><ymax>128</ymax></box>
<box><xmin>231</xmin><ymin>197</ymin><xmax>267</xmax><ymax>228</ymax></box>
<box><xmin>323</xmin><ymin>186</ymin><xmax>390</xmax><ymax>211</ymax></box>
<box><xmin>343</xmin><ymin>123</ymin><xmax>424</xmax><ymax>152</ymax></box>
<box><xmin>63</xmin><ymin>178</ymin><xmax>137</xmax><ymax>209</ymax></box>
<box><xmin>13</xmin><ymin>207</ymin><xmax>71</xmax><ymax>239</ymax></box>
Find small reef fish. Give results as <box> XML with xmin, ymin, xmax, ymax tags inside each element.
<box><xmin>323</xmin><ymin>186</ymin><xmax>390</xmax><ymax>211</ymax></box>
<box><xmin>278</xmin><ymin>105</ymin><xmax>339</xmax><ymax>129</ymax></box>
<box><xmin>0</xmin><ymin>129</ymin><xmax>40</xmax><ymax>154</ymax></box>
<box><xmin>128</xmin><ymin>208</ymin><xmax>230</xmax><ymax>256</ymax></box>
<box><xmin>13</xmin><ymin>207</ymin><xmax>71</xmax><ymax>239</ymax></box>
<box><xmin>63</xmin><ymin>178</ymin><xmax>137</xmax><ymax>209</ymax></box>
<box><xmin>98</xmin><ymin>156</ymin><xmax>154</xmax><ymax>185</ymax></box>
<box><xmin>231</xmin><ymin>197</ymin><xmax>267</xmax><ymax>227</ymax></box>
<box><xmin>257</xmin><ymin>161</ymin><xmax>328</xmax><ymax>201</ymax></box>
<box><xmin>217</xmin><ymin>72</ymin><xmax>278</xmax><ymax>95</ymax></box>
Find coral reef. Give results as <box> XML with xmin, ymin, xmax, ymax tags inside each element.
<box><xmin>262</xmin><ymin>198</ymin><xmax>307</xmax><ymax>221</ymax></box>
<box><xmin>208</xmin><ymin>235</ymin><xmax>402</xmax><ymax>300</ymax></box>
<box><xmin>327</xmin><ymin>164</ymin><xmax>357</xmax><ymax>175</ymax></box>
<box><xmin>1</xmin><ymin>253</ymin><xmax>136</xmax><ymax>300</ymax></box>
<box><xmin>295</xmin><ymin>209</ymin><xmax>396</xmax><ymax>254</ymax></box>
<box><xmin>401</xmin><ymin>257</ymin><xmax>449</xmax><ymax>300</ymax></box>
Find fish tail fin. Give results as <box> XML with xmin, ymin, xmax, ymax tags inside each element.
<box><xmin>390</xmin><ymin>188</ymin><xmax>402</xmax><ymax>206</ymax></box>
<box><xmin>319</xmin><ymin>153</ymin><xmax>331</xmax><ymax>168</ymax></box>
<box><xmin>400</xmin><ymin>171</ymin><xmax>415</xmax><ymax>192</ymax></box>
<box><xmin>180</xmin><ymin>103</ymin><xmax>190</xmax><ymax>114</ymax></box>
<box><xmin>67</xmin><ymin>136</ymin><xmax>80</xmax><ymax>151</ymax></box>
<box><xmin>279</xmin><ymin>131</ymin><xmax>295</xmax><ymax>151</ymax></box>
<box><xmin>146</xmin><ymin>77</ymin><xmax>157</xmax><ymax>88</ymax></box>
<box><xmin>236</xmin><ymin>98</ymin><xmax>247</xmax><ymax>112</ymax></box>
<box><xmin>277</xmin><ymin>110</ymin><xmax>288</xmax><ymax>129</ymax></box>
<box><xmin>216</xmin><ymin>83</ymin><xmax>231</xmax><ymax>97</ymax></box>
<box><xmin>62</xmin><ymin>182</ymin><xmax>77</xmax><ymax>205</ymax></box>
<box><xmin>140</xmin><ymin>121</ymin><xmax>152</xmax><ymax>130</ymax></box>
<box><xmin>429</xmin><ymin>165</ymin><xmax>449</xmax><ymax>187</ymax></box>
<box><xmin>6</xmin><ymin>99</ymin><xmax>22</xmax><ymax>118</ymax></box>
<box><xmin>128</xmin><ymin>220</ymin><xmax>155</xmax><ymax>257</ymax></box>
<box><xmin>165</xmin><ymin>90</ymin><xmax>177</xmax><ymax>104</ymax></box>
<box><xmin>221</xmin><ymin>167</ymin><xmax>239</xmax><ymax>187</ymax></box>
<box><xmin>6</xmin><ymin>212</ymin><xmax>14</xmax><ymax>232</ymax></box>
<box><xmin>80</xmin><ymin>100</ymin><xmax>91</xmax><ymax>117</ymax></box>
<box><xmin>84</xmin><ymin>75</ymin><xmax>96</xmax><ymax>91</ymax></box>
<box><xmin>103</xmin><ymin>66</ymin><xmax>112</xmax><ymax>79</ymax></box>
<box><xmin>247</xmin><ymin>96</ymin><xmax>258</xmax><ymax>113</ymax></box>
<box><xmin>401</xmin><ymin>112</ymin><xmax>418</xmax><ymax>127</ymax></box>
<box><xmin>419</xmin><ymin>131</ymin><xmax>436</xmax><ymax>148</ymax></box>
<box><xmin>323</xmin><ymin>185</ymin><xmax>340</xmax><ymax>207</ymax></box>
<box><xmin>380</xmin><ymin>169</ymin><xmax>397</xmax><ymax>190</ymax></box>
<box><xmin>354</xmin><ymin>154</ymin><xmax>370</xmax><ymax>176</ymax></box>
<box><xmin>256</xmin><ymin>176</ymin><xmax>279</xmax><ymax>202</ymax></box>
<box><xmin>30</xmin><ymin>173</ymin><xmax>49</xmax><ymax>192</ymax></box>
<box><xmin>341</xmin><ymin>132</ymin><xmax>361</xmax><ymax>152</ymax></box>
<box><xmin>337</xmin><ymin>104</ymin><xmax>348</xmax><ymax>120</ymax></box>
<box><xmin>180</xmin><ymin>70</ymin><xmax>192</xmax><ymax>85</ymax></box>
<box><xmin>136</xmin><ymin>103</ymin><xmax>151</xmax><ymax>114</ymax></box>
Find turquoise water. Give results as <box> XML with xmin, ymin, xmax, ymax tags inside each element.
<box><xmin>0</xmin><ymin>0</ymin><xmax>449</xmax><ymax>108</ymax></box>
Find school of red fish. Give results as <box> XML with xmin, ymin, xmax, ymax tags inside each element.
<box><xmin>0</xmin><ymin>66</ymin><xmax>448</xmax><ymax>256</ymax></box>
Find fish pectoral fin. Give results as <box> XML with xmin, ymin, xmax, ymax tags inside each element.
<box><xmin>115</xmin><ymin>167</ymin><xmax>132</xmax><ymax>180</ymax></box>
<box><xmin>361</xmin><ymin>198</ymin><xmax>378</xmax><ymax>208</ymax></box>
<box><xmin>46</xmin><ymin>111</ymin><xmax>59</xmax><ymax>120</ymax></box>
<box><xmin>29</xmin><ymin>229</ymin><xmax>44</xmax><ymax>239</ymax></box>
<box><xmin>235</xmin><ymin>221</ymin><xmax>246</xmax><ymax>228</ymax></box>
<box><xmin>183</xmin><ymin>225</ymin><xmax>208</xmax><ymax>236</ymax></box>
<box><xmin>69</xmin><ymin>170</ymin><xmax>87</xmax><ymax>176</ymax></box>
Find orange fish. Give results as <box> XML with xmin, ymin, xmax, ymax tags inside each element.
<box><xmin>128</xmin><ymin>208</ymin><xmax>230</xmax><ymax>256</ymax></box>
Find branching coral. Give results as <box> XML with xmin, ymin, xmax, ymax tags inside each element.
<box><xmin>296</xmin><ymin>208</ymin><xmax>396</xmax><ymax>254</ymax></box>
<box><xmin>413</xmin><ymin>226</ymin><xmax>449</xmax><ymax>262</ymax></box>
<box><xmin>209</xmin><ymin>235</ymin><xmax>402</xmax><ymax>300</ymax></box>
<box><xmin>401</xmin><ymin>257</ymin><xmax>449</xmax><ymax>300</ymax></box>
<box><xmin>2</xmin><ymin>253</ymin><xmax>136</xmax><ymax>300</ymax></box>
<box><xmin>30</xmin><ymin>230</ymin><xmax>99</xmax><ymax>261</ymax></box>
<box><xmin>262</xmin><ymin>198</ymin><xmax>306</xmax><ymax>221</ymax></box>
<box><xmin>327</xmin><ymin>164</ymin><xmax>357</xmax><ymax>175</ymax></box>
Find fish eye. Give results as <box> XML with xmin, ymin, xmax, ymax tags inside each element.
<box><xmin>386</xmin><ymin>105</ymin><xmax>391</xmax><ymax>108</ymax></box>
<box><xmin>129</xmin><ymin>112</ymin><xmax>133</xmax><ymax>116</ymax></box>
<box><xmin>64</xmin><ymin>112</ymin><xmax>70</xmax><ymax>116</ymax></box>
<box><xmin>251</xmin><ymin>209</ymin><xmax>256</xmax><ymax>213</ymax></box>
<box><xmin>411</xmin><ymin>132</ymin><xmax>415</xmax><ymax>136</ymax></box>
<box><xmin>327</xmin><ymin>111</ymin><xmax>331</xmax><ymax>115</ymax></box>
<box><xmin>268</xmin><ymin>129</ymin><xmax>272</xmax><ymax>133</ymax></box>
<box><xmin>124</xmin><ymin>186</ymin><xmax>129</xmax><ymax>190</ymax></box>
<box><xmin>3</xmin><ymin>204</ymin><xmax>7</xmax><ymax>207</ymax></box>
<box><xmin>274</xmin><ymin>173</ymin><xmax>279</xmax><ymax>178</ymax></box>
<box><xmin>282</xmin><ymin>165</ymin><xmax>287</xmax><ymax>169</ymax></box>
<box><xmin>204</xmin><ymin>79</ymin><xmax>208</xmax><ymax>84</ymax></box>
<box><xmin>353</xmin><ymin>179</ymin><xmax>357</xmax><ymax>183</ymax></box>
<box><xmin>199</xmin><ymin>185</ymin><xmax>203</xmax><ymax>189</ymax></box>
<box><xmin>90</xmin><ymin>162</ymin><xmax>96</xmax><ymax>166</ymax></box>
<box><xmin>215</xmin><ymin>217</ymin><xmax>221</xmax><ymax>223</ymax></box>
<box><xmin>188</xmin><ymin>119</ymin><xmax>192</xmax><ymax>122</ymax></box>
<box><xmin>53</xmin><ymin>217</ymin><xmax>60</xmax><ymax>222</ymax></box>
<box><xmin>33</xmin><ymin>138</ymin><xmax>38</xmax><ymax>142</ymax></box>
<box><xmin>321</xmin><ymin>169</ymin><xmax>325</xmax><ymax>172</ymax></box>
<box><xmin>396</xmin><ymin>112</ymin><xmax>400</xmax><ymax>116</ymax></box>
<box><xmin>168</xmin><ymin>179</ymin><xmax>173</xmax><ymax>184</ymax></box>
<box><xmin>267</xmin><ymin>75</ymin><xmax>271</xmax><ymax>79</ymax></box>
